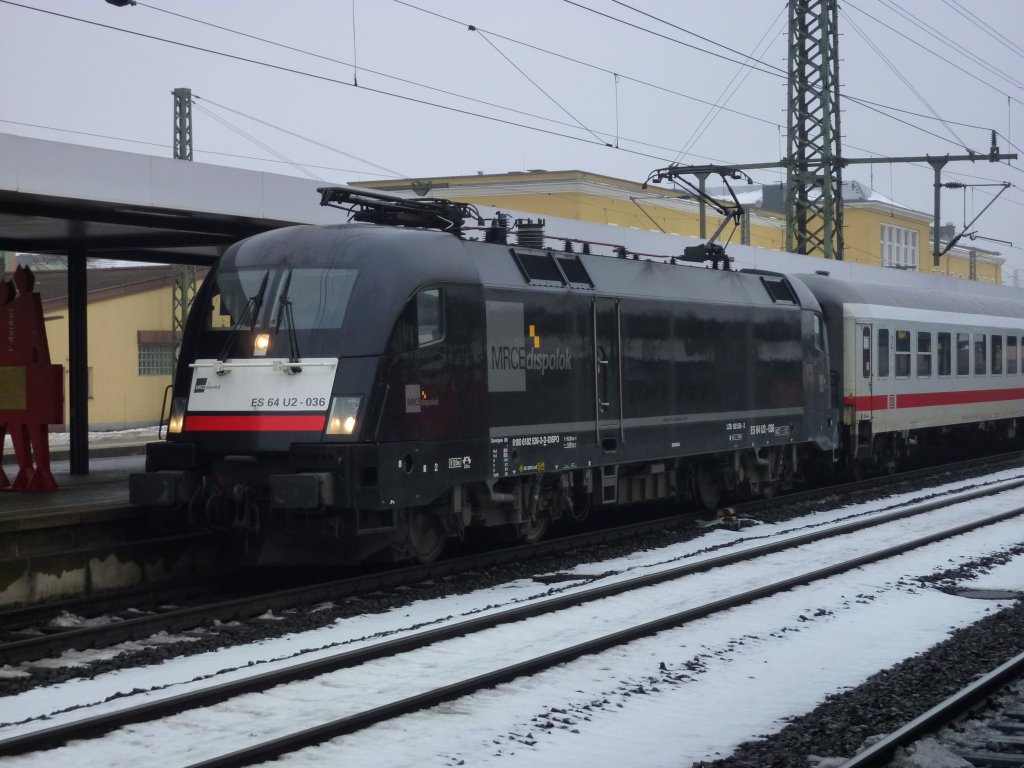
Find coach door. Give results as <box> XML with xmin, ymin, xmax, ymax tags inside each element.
<box><xmin>855</xmin><ymin>322</ymin><xmax>873</xmax><ymax>421</ymax></box>
<box><xmin>592</xmin><ymin>298</ymin><xmax>622</xmax><ymax>451</ymax></box>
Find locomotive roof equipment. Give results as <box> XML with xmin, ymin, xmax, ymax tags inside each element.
<box><xmin>643</xmin><ymin>164</ymin><xmax>754</xmax><ymax>271</ymax></box>
<box><xmin>318</xmin><ymin>185</ymin><xmax>482</xmax><ymax>236</ymax></box>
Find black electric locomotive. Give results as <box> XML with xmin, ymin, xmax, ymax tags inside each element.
<box><xmin>130</xmin><ymin>187</ymin><xmax>838</xmax><ymax>565</ymax></box>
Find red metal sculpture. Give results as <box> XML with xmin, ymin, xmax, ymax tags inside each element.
<box><xmin>0</xmin><ymin>265</ymin><xmax>64</xmax><ymax>491</ymax></box>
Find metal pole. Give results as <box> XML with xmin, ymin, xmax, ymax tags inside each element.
<box><xmin>67</xmin><ymin>245</ymin><xmax>89</xmax><ymax>474</ymax></box>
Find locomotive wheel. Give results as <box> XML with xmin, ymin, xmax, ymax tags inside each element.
<box><xmin>517</xmin><ymin>515</ymin><xmax>549</xmax><ymax>545</ymax></box>
<box><xmin>402</xmin><ymin>508</ymin><xmax>447</xmax><ymax>564</ymax></box>
<box><xmin>696</xmin><ymin>461</ymin><xmax>721</xmax><ymax>510</ymax></box>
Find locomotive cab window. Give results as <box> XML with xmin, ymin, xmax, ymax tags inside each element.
<box><xmin>389</xmin><ymin>288</ymin><xmax>444</xmax><ymax>353</ymax></box>
<box><xmin>812</xmin><ymin>313</ymin><xmax>824</xmax><ymax>351</ymax></box>
<box><xmin>417</xmin><ymin>289</ymin><xmax>443</xmax><ymax>345</ymax></box>
<box><xmin>206</xmin><ymin>266</ymin><xmax>357</xmax><ymax>332</ymax></box>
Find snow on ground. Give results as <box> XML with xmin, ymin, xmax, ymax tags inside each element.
<box><xmin>2</xmin><ymin>427</ymin><xmax>160</xmax><ymax>452</ymax></box>
<box><xmin>1</xmin><ymin>469</ymin><xmax>1022</xmax><ymax>767</ymax></box>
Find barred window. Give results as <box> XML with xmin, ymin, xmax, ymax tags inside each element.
<box><xmin>880</xmin><ymin>224</ymin><xmax>919</xmax><ymax>270</ymax></box>
<box><xmin>138</xmin><ymin>331</ymin><xmax>174</xmax><ymax>376</ymax></box>
<box><xmin>138</xmin><ymin>342</ymin><xmax>174</xmax><ymax>376</ymax></box>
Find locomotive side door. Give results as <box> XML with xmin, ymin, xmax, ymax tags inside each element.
<box><xmin>855</xmin><ymin>322</ymin><xmax>873</xmax><ymax>422</ymax></box>
<box><xmin>592</xmin><ymin>298</ymin><xmax>622</xmax><ymax>450</ymax></box>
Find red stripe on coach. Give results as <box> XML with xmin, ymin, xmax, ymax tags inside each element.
<box><xmin>844</xmin><ymin>387</ymin><xmax>1024</xmax><ymax>411</ymax></box>
<box><xmin>185</xmin><ymin>414</ymin><xmax>327</xmax><ymax>432</ymax></box>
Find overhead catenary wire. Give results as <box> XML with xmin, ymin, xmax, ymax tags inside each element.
<box><xmin>557</xmin><ymin>0</ymin><xmax>1003</xmax><ymax>155</ymax></box>
<box><xmin>943</xmin><ymin>0</ymin><xmax>1024</xmax><ymax>60</ymax></box>
<box><xmin>0</xmin><ymin>0</ymin><xmax>684</xmax><ymax>167</ymax></box>
<box><xmin>192</xmin><ymin>94</ymin><xmax>406</xmax><ymax>178</ymax></box>
<box><xmin>844</xmin><ymin>0</ymin><xmax>1024</xmax><ymax>101</ymax></box>
<box><xmin>874</xmin><ymin>0</ymin><xmax>1024</xmax><ymax>93</ymax></box>
<box><xmin>471</xmin><ymin>28</ymin><xmax>609</xmax><ymax>146</ymax></box>
<box><xmin>561</xmin><ymin>0</ymin><xmax>786</xmax><ymax>78</ymax></box>
<box><xmin>191</xmin><ymin>100</ymin><xmax>323</xmax><ymax>181</ymax></box>
<box><xmin>840</xmin><ymin>9</ymin><xmax>970</xmax><ymax>151</ymax></box>
<box><xmin>607</xmin><ymin>0</ymin><xmax>787</xmax><ymax>77</ymax></box>
<box><xmin>1</xmin><ymin>0</ymin><xmax>1018</xmax><ymax>251</ymax></box>
<box><xmin>36</xmin><ymin>0</ymin><xmax>999</xmax><ymax>171</ymax></box>
<box><xmin>0</xmin><ymin>117</ymin><xmax>403</xmax><ymax>177</ymax></box>
<box><xmin>148</xmin><ymin>0</ymin><xmax>774</xmax><ymax>159</ymax></box>
<box><xmin>671</xmin><ymin>4</ymin><xmax>787</xmax><ymax>164</ymax></box>
<box><xmin>392</xmin><ymin>0</ymin><xmax>782</xmax><ymax>130</ymax></box>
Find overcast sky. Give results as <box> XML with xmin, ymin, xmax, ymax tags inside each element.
<box><xmin>2</xmin><ymin>0</ymin><xmax>1022</xmax><ymax>277</ymax></box>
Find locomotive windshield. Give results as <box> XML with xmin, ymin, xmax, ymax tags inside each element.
<box><xmin>207</xmin><ymin>266</ymin><xmax>357</xmax><ymax>332</ymax></box>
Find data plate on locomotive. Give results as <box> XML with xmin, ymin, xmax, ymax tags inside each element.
<box><xmin>187</xmin><ymin>358</ymin><xmax>337</xmax><ymax>412</ymax></box>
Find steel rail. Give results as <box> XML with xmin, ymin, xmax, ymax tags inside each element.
<box><xmin>2</xmin><ymin>493</ymin><xmax>1021</xmax><ymax>762</ymax></box>
<box><xmin>836</xmin><ymin>649</ymin><xmax>1024</xmax><ymax>768</ymax></box>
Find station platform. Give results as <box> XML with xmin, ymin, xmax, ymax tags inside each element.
<box><xmin>0</xmin><ymin>430</ymin><xmax>225</xmax><ymax>608</ymax></box>
<box><xmin>0</xmin><ymin>430</ymin><xmax>151</xmax><ymax>521</ymax></box>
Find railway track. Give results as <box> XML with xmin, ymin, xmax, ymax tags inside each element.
<box><xmin>2</xmin><ymin>453</ymin><xmax>1021</xmax><ymax>668</ymax></box>
<box><xmin>837</xmin><ymin>650</ymin><xmax>1024</xmax><ymax>767</ymax></box>
<box><xmin>2</xmin><ymin>478</ymin><xmax>1022</xmax><ymax>765</ymax></box>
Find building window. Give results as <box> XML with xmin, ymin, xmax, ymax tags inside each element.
<box><xmin>138</xmin><ymin>330</ymin><xmax>175</xmax><ymax>376</ymax></box>
<box><xmin>881</xmin><ymin>224</ymin><xmax>919</xmax><ymax>270</ymax></box>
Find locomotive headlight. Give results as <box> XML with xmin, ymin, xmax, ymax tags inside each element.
<box><xmin>326</xmin><ymin>395</ymin><xmax>362</xmax><ymax>435</ymax></box>
<box><xmin>253</xmin><ymin>333</ymin><xmax>270</xmax><ymax>357</ymax></box>
<box><xmin>167</xmin><ymin>397</ymin><xmax>187</xmax><ymax>434</ymax></box>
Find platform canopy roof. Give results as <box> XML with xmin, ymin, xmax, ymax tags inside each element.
<box><xmin>0</xmin><ymin>132</ymin><xmax>346</xmax><ymax>264</ymax></box>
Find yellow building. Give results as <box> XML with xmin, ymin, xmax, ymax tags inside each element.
<box><xmin>2</xmin><ymin>259</ymin><xmax>199</xmax><ymax>431</ymax></box>
<box><xmin>357</xmin><ymin>170</ymin><xmax>1003</xmax><ymax>283</ymax></box>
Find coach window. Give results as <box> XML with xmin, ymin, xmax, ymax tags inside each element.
<box><xmin>916</xmin><ymin>332</ymin><xmax>932</xmax><ymax>377</ymax></box>
<box><xmin>937</xmin><ymin>332</ymin><xmax>951</xmax><ymax>376</ymax></box>
<box><xmin>974</xmin><ymin>334</ymin><xmax>987</xmax><ymax>375</ymax></box>
<box><xmin>894</xmin><ymin>330</ymin><xmax>911</xmax><ymax>377</ymax></box>
<box><xmin>956</xmin><ymin>333</ymin><xmax>970</xmax><ymax>376</ymax></box>
<box><xmin>991</xmin><ymin>335</ymin><xmax>1003</xmax><ymax>375</ymax></box>
<box><xmin>1009</xmin><ymin>336</ymin><xmax>1019</xmax><ymax>375</ymax></box>
<box><xmin>861</xmin><ymin>326</ymin><xmax>871</xmax><ymax>377</ymax></box>
<box><xmin>877</xmin><ymin>329</ymin><xmax>889</xmax><ymax>377</ymax></box>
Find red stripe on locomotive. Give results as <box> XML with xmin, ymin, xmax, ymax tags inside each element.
<box><xmin>184</xmin><ymin>414</ymin><xmax>327</xmax><ymax>432</ymax></box>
